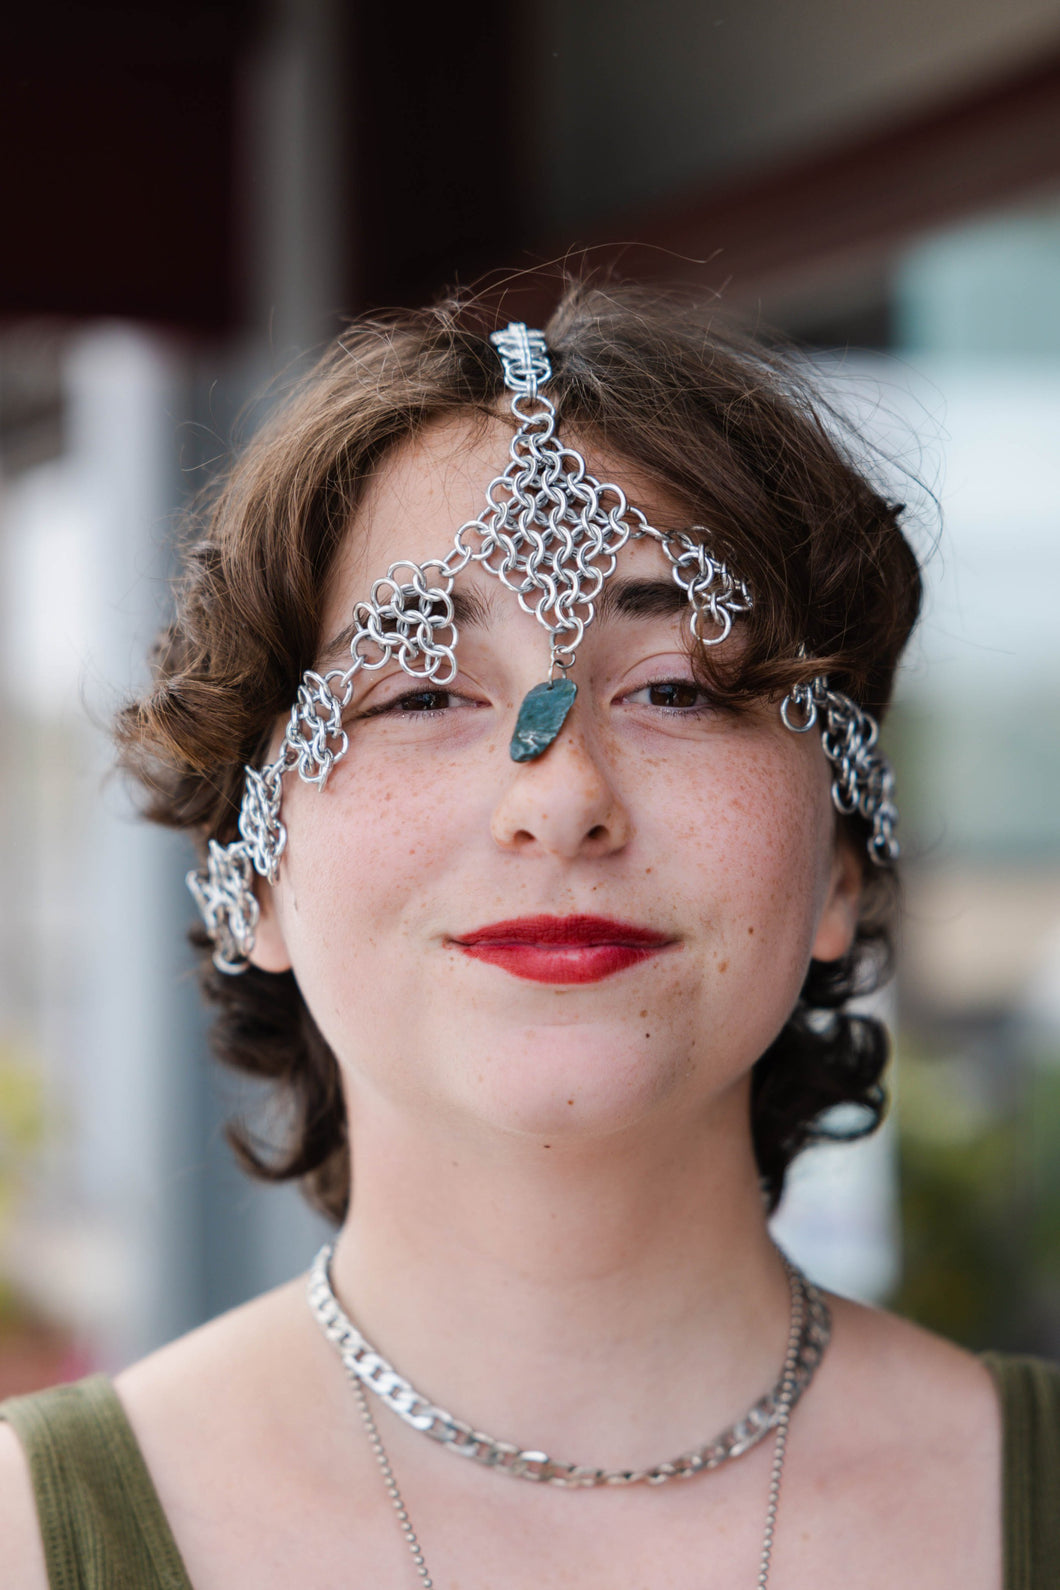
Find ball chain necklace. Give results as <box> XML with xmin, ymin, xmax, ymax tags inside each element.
<box><xmin>307</xmin><ymin>1244</ymin><xmax>831</xmax><ymax>1587</ymax></box>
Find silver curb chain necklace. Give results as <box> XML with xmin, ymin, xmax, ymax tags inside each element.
<box><xmin>307</xmin><ymin>1245</ymin><xmax>830</xmax><ymax>1587</ymax></box>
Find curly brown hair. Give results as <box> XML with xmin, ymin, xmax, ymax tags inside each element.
<box><xmin>116</xmin><ymin>279</ymin><xmax>922</xmax><ymax>1221</ymax></box>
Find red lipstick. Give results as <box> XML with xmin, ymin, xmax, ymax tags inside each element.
<box><xmin>453</xmin><ymin>915</ymin><xmax>675</xmax><ymax>984</ymax></box>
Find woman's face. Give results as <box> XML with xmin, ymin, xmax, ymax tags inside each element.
<box><xmin>251</xmin><ymin>415</ymin><xmax>859</xmax><ymax>1145</ymax></box>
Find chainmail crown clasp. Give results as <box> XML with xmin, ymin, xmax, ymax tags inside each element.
<box><xmin>489</xmin><ymin>323</ymin><xmax>552</xmax><ymax>398</ymax></box>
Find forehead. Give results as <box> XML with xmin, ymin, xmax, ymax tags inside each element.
<box><xmin>321</xmin><ymin>412</ymin><xmax>697</xmax><ymax>639</ymax></box>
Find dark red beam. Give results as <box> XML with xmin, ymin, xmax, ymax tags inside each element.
<box><xmin>542</xmin><ymin>47</ymin><xmax>1060</xmax><ymax>307</ymax></box>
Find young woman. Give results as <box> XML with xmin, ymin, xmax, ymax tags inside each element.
<box><xmin>2</xmin><ymin>284</ymin><xmax>1056</xmax><ymax>1588</ymax></box>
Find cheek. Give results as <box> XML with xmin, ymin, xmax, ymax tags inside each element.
<box><xmin>270</xmin><ymin>746</ymin><xmax>482</xmax><ymax>989</ymax></box>
<box><xmin>650</xmin><ymin>737</ymin><xmax>834</xmax><ymax>989</ymax></box>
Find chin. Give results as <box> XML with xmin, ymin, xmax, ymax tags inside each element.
<box><xmin>443</xmin><ymin>1022</ymin><xmax>699</xmax><ymax>1143</ymax></box>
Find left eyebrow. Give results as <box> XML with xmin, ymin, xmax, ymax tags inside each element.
<box><xmin>595</xmin><ymin>576</ymin><xmax>687</xmax><ymax>622</ymax></box>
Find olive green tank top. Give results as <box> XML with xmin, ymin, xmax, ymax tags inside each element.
<box><xmin>3</xmin><ymin>1354</ymin><xmax>1058</xmax><ymax>1588</ymax></box>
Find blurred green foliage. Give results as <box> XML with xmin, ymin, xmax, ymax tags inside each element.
<box><xmin>0</xmin><ymin>1041</ymin><xmax>46</xmax><ymax>1327</ymax></box>
<box><xmin>894</xmin><ymin>1036</ymin><xmax>1060</xmax><ymax>1355</ymax></box>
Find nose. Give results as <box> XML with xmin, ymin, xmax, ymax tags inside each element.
<box><xmin>490</xmin><ymin>706</ymin><xmax>632</xmax><ymax>860</ymax></box>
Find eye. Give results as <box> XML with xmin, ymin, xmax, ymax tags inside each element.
<box><xmin>367</xmin><ymin>688</ymin><xmax>453</xmax><ymax>715</ymax></box>
<box><xmin>391</xmin><ymin>689</ymin><xmax>454</xmax><ymax>713</ymax></box>
<box><xmin>626</xmin><ymin>679</ymin><xmax>713</xmax><ymax>713</ymax></box>
<box><xmin>358</xmin><ymin>685</ymin><xmax>480</xmax><ymax>719</ymax></box>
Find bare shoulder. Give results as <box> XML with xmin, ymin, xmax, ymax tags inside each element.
<box><xmin>0</xmin><ymin>1421</ymin><xmax>49</xmax><ymax>1590</ymax></box>
<box><xmin>114</xmin><ymin>1275</ymin><xmax>320</xmax><ymax>1458</ymax></box>
<box><xmin>795</xmin><ymin>1294</ymin><xmax>1002</xmax><ymax>1589</ymax></box>
<box><xmin>823</xmin><ymin>1292</ymin><xmax>1000</xmax><ymax>1438</ymax></box>
<box><xmin>0</xmin><ymin>1285</ymin><xmax>317</xmax><ymax>1590</ymax></box>
<box><xmin>112</xmin><ymin>1275</ymin><xmax>375</xmax><ymax>1588</ymax></box>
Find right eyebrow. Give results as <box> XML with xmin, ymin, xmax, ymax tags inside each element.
<box><xmin>595</xmin><ymin>576</ymin><xmax>688</xmax><ymax>623</ymax></box>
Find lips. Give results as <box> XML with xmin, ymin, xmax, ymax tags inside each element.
<box><xmin>452</xmin><ymin>915</ymin><xmax>675</xmax><ymax>985</ymax></box>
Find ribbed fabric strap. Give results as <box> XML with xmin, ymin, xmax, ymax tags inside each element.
<box><xmin>982</xmin><ymin>1353</ymin><xmax>1060</xmax><ymax>1590</ymax></box>
<box><xmin>0</xmin><ymin>1373</ymin><xmax>194</xmax><ymax>1590</ymax></box>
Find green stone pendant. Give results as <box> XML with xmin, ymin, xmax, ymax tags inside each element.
<box><xmin>509</xmin><ymin>678</ymin><xmax>577</xmax><ymax>762</ymax></box>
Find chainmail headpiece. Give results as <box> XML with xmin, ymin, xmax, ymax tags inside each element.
<box><xmin>188</xmin><ymin>323</ymin><xmax>898</xmax><ymax>973</ymax></box>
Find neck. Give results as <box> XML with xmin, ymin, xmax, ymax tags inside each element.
<box><xmin>327</xmin><ymin>1081</ymin><xmax>791</xmax><ymax>1469</ymax></box>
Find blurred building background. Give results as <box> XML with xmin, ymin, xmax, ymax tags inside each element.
<box><xmin>1</xmin><ymin>0</ymin><xmax>1059</xmax><ymax>1389</ymax></box>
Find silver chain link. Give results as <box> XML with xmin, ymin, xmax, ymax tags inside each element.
<box><xmin>780</xmin><ymin>677</ymin><xmax>899</xmax><ymax>864</ymax></box>
<box><xmin>353</xmin><ymin>1377</ymin><xmax>435</xmax><ymax>1588</ymax></box>
<box><xmin>755</xmin><ymin>1263</ymin><xmax>804</xmax><ymax>1589</ymax></box>
<box><xmin>323</xmin><ymin>1251</ymin><xmax>815</xmax><ymax>1588</ymax></box>
<box><xmin>307</xmin><ymin>1243</ymin><xmax>829</xmax><ymax>1489</ymax></box>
